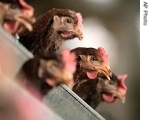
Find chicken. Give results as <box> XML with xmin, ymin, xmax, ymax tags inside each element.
<box><xmin>71</xmin><ymin>47</ymin><xmax>127</xmax><ymax>109</ymax></box>
<box><xmin>18</xmin><ymin>8</ymin><xmax>83</xmax><ymax>57</ymax></box>
<box><xmin>73</xmin><ymin>73</ymin><xmax>127</xmax><ymax>109</ymax></box>
<box><xmin>72</xmin><ymin>47</ymin><xmax>112</xmax><ymax>81</ymax></box>
<box><xmin>0</xmin><ymin>0</ymin><xmax>35</xmax><ymax>34</ymax></box>
<box><xmin>16</xmin><ymin>49</ymin><xmax>76</xmax><ymax>98</ymax></box>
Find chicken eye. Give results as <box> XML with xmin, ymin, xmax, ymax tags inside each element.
<box><xmin>91</xmin><ymin>57</ymin><xmax>96</xmax><ymax>61</ymax></box>
<box><xmin>76</xmin><ymin>56</ymin><xmax>82</xmax><ymax>61</ymax></box>
<box><xmin>52</xmin><ymin>62</ymin><xmax>59</xmax><ymax>67</ymax></box>
<box><xmin>109</xmin><ymin>80</ymin><xmax>114</xmax><ymax>85</ymax></box>
<box><xmin>10</xmin><ymin>4</ymin><xmax>18</xmax><ymax>9</ymax></box>
<box><xmin>66</xmin><ymin>18</ymin><xmax>72</xmax><ymax>23</ymax></box>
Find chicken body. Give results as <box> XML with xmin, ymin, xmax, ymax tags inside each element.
<box><xmin>71</xmin><ymin>47</ymin><xmax>127</xmax><ymax>109</ymax></box>
<box><xmin>19</xmin><ymin>8</ymin><xmax>83</xmax><ymax>57</ymax></box>
<box><xmin>0</xmin><ymin>0</ymin><xmax>35</xmax><ymax>34</ymax></box>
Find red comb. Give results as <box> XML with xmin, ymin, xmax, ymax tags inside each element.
<box><xmin>19</xmin><ymin>0</ymin><xmax>34</xmax><ymax>17</ymax></box>
<box><xmin>19</xmin><ymin>0</ymin><xmax>34</xmax><ymax>10</ymax></box>
<box><xmin>18</xmin><ymin>0</ymin><xmax>34</xmax><ymax>17</ymax></box>
<box><xmin>75</xmin><ymin>13</ymin><xmax>83</xmax><ymax>31</ymax></box>
<box><xmin>97</xmin><ymin>47</ymin><xmax>109</xmax><ymax>64</ymax></box>
<box><xmin>61</xmin><ymin>49</ymin><xmax>77</xmax><ymax>73</ymax></box>
<box><xmin>118</xmin><ymin>74</ymin><xmax>128</xmax><ymax>94</ymax></box>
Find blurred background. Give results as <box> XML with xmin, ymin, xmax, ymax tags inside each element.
<box><xmin>26</xmin><ymin>0</ymin><xmax>140</xmax><ymax>120</ymax></box>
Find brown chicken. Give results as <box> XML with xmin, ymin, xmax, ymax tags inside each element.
<box><xmin>0</xmin><ymin>0</ymin><xmax>35</xmax><ymax>34</ymax></box>
<box><xmin>18</xmin><ymin>8</ymin><xmax>83</xmax><ymax>57</ymax></box>
<box><xmin>71</xmin><ymin>47</ymin><xmax>127</xmax><ymax>109</ymax></box>
<box><xmin>72</xmin><ymin>47</ymin><xmax>112</xmax><ymax>81</ymax></box>
<box><xmin>16</xmin><ymin>49</ymin><xmax>76</xmax><ymax>99</ymax></box>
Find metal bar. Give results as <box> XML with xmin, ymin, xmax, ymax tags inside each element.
<box><xmin>45</xmin><ymin>84</ymin><xmax>105</xmax><ymax>120</ymax></box>
<box><xmin>0</xmin><ymin>76</ymin><xmax>63</xmax><ymax>120</ymax></box>
<box><xmin>0</xmin><ymin>26</ymin><xmax>33</xmax><ymax>79</ymax></box>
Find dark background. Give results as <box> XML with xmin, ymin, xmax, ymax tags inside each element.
<box><xmin>26</xmin><ymin>0</ymin><xmax>140</xmax><ymax>120</ymax></box>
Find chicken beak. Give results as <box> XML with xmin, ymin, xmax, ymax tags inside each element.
<box><xmin>48</xmin><ymin>69</ymin><xmax>74</xmax><ymax>89</ymax></box>
<box><xmin>14</xmin><ymin>14</ymin><xmax>35</xmax><ymax>32</ymax></box>
<box><xmin>98</xmin><ymin>65</ymin><xmax>112</xmax><ymax>81</ymax></box>
<box><xmin>61</xmin><ymin>71</ymin><xmax>74</xmax><ymax>89</ymax></box>
<box><xmin>111</xmin><ymin>90</ymin><xmax>126</xmax><ymax>103</ymax></box>
<box><xmin>68</xmin><ymin>29</ymin><xmax>83</xmax><ymax>40</ymax></box>
<box><xmin>18</xmin><ymin>0</ymin><xmax>36</xmax><ymax>31</ymax></box>
<box><xmin>103</xmin><ymin>72</ymin><xmax>111</xmax><ymax>81</ymax></box>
